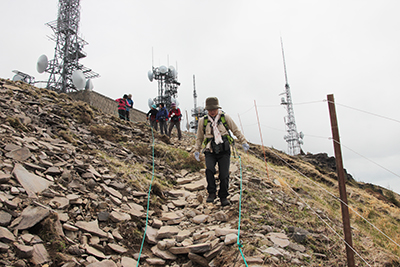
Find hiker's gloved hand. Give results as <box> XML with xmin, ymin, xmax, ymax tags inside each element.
<box><xmin>165</xmin><ymin>118</ymin><xmax>168</xmax><ymax>121</ymax></box>
<box><xmin>194</xmin><ymin>152</ymin><xmax>200</xmax><ymax>161</ymax></box>
<box><xmin>242</xmin><ymin>143</ymin><xmax>250</xmax><ymax>152</ymax></box>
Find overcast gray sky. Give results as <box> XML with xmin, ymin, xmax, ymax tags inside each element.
<box><xmin>1</xmin><ymin>0</ymin><xmax>400</xmax><ymax>194</ymax></box>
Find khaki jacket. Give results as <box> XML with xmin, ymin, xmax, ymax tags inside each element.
<box><xmin>195</xmin><ymin>110</ymin><xmax>247</xmax><ymax>153</ymax></box>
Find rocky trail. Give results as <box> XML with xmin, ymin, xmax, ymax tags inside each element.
<box><xmin>0</xmin><ymin>79</ymin><xmax>398</xmax><ymax>267</ymax></box>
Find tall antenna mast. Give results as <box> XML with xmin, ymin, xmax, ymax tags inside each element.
<box><xmin>280</xmin><ymin>37</ymin><xmax>303</xmax><ymax>155</ymax></box>
<box><xmin>193</xmin><ymin>75</ymin><xmax>197</xmax><ymax>113</ymax></box>
<box><xmin>189</xmin><ymin>74</ymin><xmax>205</xmax><ymax>132</ymax></box>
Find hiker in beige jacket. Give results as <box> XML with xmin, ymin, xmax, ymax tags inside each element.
<box><xmin>194</xmin><ymin>97</ymin><xmax>249</xmax><ymax>206</ymax></box>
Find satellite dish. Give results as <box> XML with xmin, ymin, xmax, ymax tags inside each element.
<box><xmin>299</xmin><ymin>131</ymin><xmax>304</xmax><ymax>139</ymax></box>
<box><xmin>148</xmin><ymin>98</ymin><xmax>154</xmax><ymax>109</ymax></box>
<box><xmin>147</xmin><ymin>70</ymin><xmax>153</xmax><ymax>82</ymax></box>
<box><xmin>159</xmin><ymin>65</ymin><xmax>167</xmax><ymax>74</ymax></box>
<box><xmin>36</xmin><ymin>54</ymin><xmax>48</xmax><ymax>73</ymax></box>
<box><xmin>12</xmin><ymin>75</ymin><xmax>23</xmax><ymax>82</ymax></box>
<box><xmin>171</xmin><ymin>98</ymin><xmax>179</xmax><ymax>107</ymax></box>
<box><xmin>85</xmin><ymin>79</ymin><xmax>94</xmax><ymax>90</ymax></box>
<box><xmin>169</xmin><ymin>66</ymin><xmax>176</xmax><ymax>78</ymax></box>
<box><xmin>72</xmin><ymin>70</ymin><xmax>86</xmax><ymax>89</ymax></box>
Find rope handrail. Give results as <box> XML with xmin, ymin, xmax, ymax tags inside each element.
<box><xmin>136</xmin><ymin>126</ymin><xmax>156</xmax><ymax>266</ymax></box>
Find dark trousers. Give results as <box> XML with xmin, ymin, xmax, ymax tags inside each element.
<box><xmin>205</xmin><ymin>150</ymin><xmax>230</xmax><ymax>199</ymax></box>
<box><xmin>168</xmin><ymin>121</ymin><xmax>182</xmax><ymax>140</ymax></box>
<box><xmin>150</xmin><ymin>120</ymin><xmax>158</xmax><ymax>131</ymax></box>
<box><xmin>126</xmin><ymin>111</ymin><xmax>131</xmax><ymax>121</ymax></box>
<box><xmin>118</xmin><ymin>109</ymin><xmax>126</xmax><ymax>120</ymax></box>
<box><xmin>159</xmin><ymin>120</ymin><xmax>167</xmax><ymax>134</ymax></box>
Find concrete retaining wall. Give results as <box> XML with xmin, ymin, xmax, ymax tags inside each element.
<box><xmin>68</xmin><ymin>89</ymin><xmax>147</xmax><ymax>122</ymax></box>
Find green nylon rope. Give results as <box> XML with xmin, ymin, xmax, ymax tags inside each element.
<box><xmin>136</xmin><ymin>126</ymin><xmax>155</xmax><ymax>266</ymax></box>
<box><xmin>236</xmin><ymin>154</ymin><xmax>249</xmax><ymax>267</ymax></box>
<box><xmin>136</xmin><ymin>128</ymin><xmax>248</xmax><ymax>266</ymax></box>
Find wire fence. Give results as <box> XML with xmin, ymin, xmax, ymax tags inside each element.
<box><xmin>236</xmin><ymin>97</ymin><xmax>400</xmax><ymax>265</ymax></box>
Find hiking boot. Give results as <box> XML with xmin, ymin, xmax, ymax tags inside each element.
<box><xmin>221</xmin><ymin>198</ymin><xmax>230</xmax><ymax>206</ymax></box>
<box><xmin>206</xmin><ymin>193</ymin><xmax>216</xmax><ymax>203</ymax></box>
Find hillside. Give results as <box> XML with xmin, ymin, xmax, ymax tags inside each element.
<box><xmin>0</xmin><ymin>78</ymin><xmax>399</xmax><ymax>267</ymax></box>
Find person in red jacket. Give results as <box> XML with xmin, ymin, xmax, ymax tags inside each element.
<box><xmin>168</xmin><ymin>103</ymin><xmax>182</xmax><ymax>140</ymax></box>
<box><xmin>115</xmin><ymin>94</ymin><xmax>128</xmax><ymax>120</ymax></box>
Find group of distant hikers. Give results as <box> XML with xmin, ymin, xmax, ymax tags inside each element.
<box><xmin>116</xmin><ymin>95</ymin><xmax>250</xmax><ymax>207</ymax></box>
<box><xmin>115</xmin><ymin>94</ymin><xmax>134</xmax><ymax>121</ymax></box>
<box><xmin>146</xmin><ymin>102</ymin><xmax>182</xmax><ymax>140</ymax></box>
<box><xmin>115</xmin><ymin>95</ymin><xmax>182</xmax><ymax>140</ymax></box>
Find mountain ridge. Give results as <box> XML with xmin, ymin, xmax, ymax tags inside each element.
<box><xmin>0</xmin><ymin>78</ymin><xmax>399</xmax><ymax>267</ymax></box>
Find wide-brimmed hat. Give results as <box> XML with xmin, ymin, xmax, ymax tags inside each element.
<box><xmin>151</xmin><ymin>104</ymin><xmax>156</xmax><ymax>109</ymax></box>
<box><xmin>205</xmin><ymin>97</ymin><xmax>221</xmax><ymax>110</ymax></box>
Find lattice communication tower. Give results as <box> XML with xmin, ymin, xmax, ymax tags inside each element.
<box><xmin>37</xmin><ymin>0</ymin><xmax>99</xmax><ymax>93</ymax></box>
<box><xmin>147</xmin><ymin>64</ymin><xmax>180</xmax><ymax>110</ymax></box>
<box><xmin>189</xmin><ymin>75</ymin><xmax>206</xmax><ymax>132</ymax></box>
<box><xmin>280</xmin><ymin>38</ymin><xmax>304</xmax><ymax>155</ymax></box>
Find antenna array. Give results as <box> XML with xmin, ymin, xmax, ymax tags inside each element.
<box><xmin>37</xmin><ymin>0</ymin><xmax>99</xmax><ymax>93</ymax></box>
<box><xmin>280</xmin><ymin>38</ymin><xmax>304</xmax><ymax>155</ymax></box>
<box><xmin>147</xmin><ymin>62</ymin><xmax>180</xmax><ymax>111</ymax></box>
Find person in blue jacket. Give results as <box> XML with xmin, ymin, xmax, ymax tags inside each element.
<box><xmin>126</xmin><ymin>94</ymin><xmax>134</xmax><ymax>121</ymax></box>
<box><xmin>156</xmin><ymin>103</ymin><xmax>169</xmax><ymax>135</ymax></box>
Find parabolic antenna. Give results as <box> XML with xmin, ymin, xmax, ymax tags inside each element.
<box><xmin>148</xmin><ymin>70</ymin><xmax>153</xmax><ymax>82</ymax></box>
<box><xmin>148</xmin><ymin>98</ymin><xmax>154</xmax><ymax>109</ymax></box>
<box><xmin>85</xmin><ymin>79</ymin><xmax>94</xmax><ymax>90</ymax></box>
<box><xmin>159</xmin><ymin>65</ymin><xmax>168</xmax><ymax>74</ymax></box>
<box><xmin>169</xmin><ymin>66</ymin><xmax>176</xmax><ymax>78</ymax></box>
<box><xmin>36</xmin><ymin>54</ymin><xmax>48</xmax><ymax>73</ymax></box>
<box><xmin>171</xmin><ymin>98</ymin><xmax>179</xmax><ymax>107</ymax></box>
<box><xmin>72</xmin><ymin>70</ymin><xmax>86</xmax><ymax>89</ymax></box>
<box><xmin>12</xmin><ymin>75</ymin><xmax>23</xmax><ymax>82</ymax></box>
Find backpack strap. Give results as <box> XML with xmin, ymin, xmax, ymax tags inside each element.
<box><xmin>202</xmin><ymin>112</ymin><xmax>234</xmax><ymax>146</ymax></box>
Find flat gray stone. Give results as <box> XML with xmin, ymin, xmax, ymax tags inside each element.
<box><xmin>85</xmin><ymin>245</ymin><xmax>107</xmax><ymax>259</ymax></box>
<box><xmin>176</xmin><ymin>229</ymin><xmax>191</xmax><ymax>242</ymax></box>
<box><xmin>101</xmin><ymin>184</ymin><xmax>122</xmax><ymax>199</ymax></box>
<box><xmin>157</xmin><ymin>226</ymin><xmax>179</xmax><ymax>239</ymax></box>
<box><xmin>146</xmin><ymin>258</ymin><xmax>165</xmax><ymax>265</ymax></box>
<box><xmin>160</xmin><ymin>212</ymin><xmax>183</xmax><ymax>221</ymax></box>
<box><xmin>109</xmin><ymin>211</ymin><xmax>131</xmax><ymax>222</ymax></box>
<box><xmin>267</xmin><ymin>232</ymin><xmax>290</xmax><ymax>248</ymax></box>
<box><xmin>50</xmin><ymin>197</ymin><xmax>70</xmax><ymax>209</ymax></box>
<box><xmin>108</xmin><ymin>243</ymin><xmax>128</xmax><ymax>254</ymax></box>
<box><xmin>120</xmin><ymin>256</ymin><xmax>137</xmax><ymax>267</ymax></box>
<box><xmin>224</xmin><ymin>233</ymin><xmax>237</xmax><ymax>245</ymax></box>
<box><xmin>87</xmin><ymin>259</ymin><xmax>117</xmax><ymax>267</ymax></box>
<box><xmin>5</xmin><ymin>147</ymin><xmax>32</xmax><ymax>161</ymax></box>
<box><xmin>31</xmin><ymin>243</ymin><xmax>50</xmax><ymax>265</ymax></box>
<box><xmin>172</xmin><ymin>198</ymin><xmax>187</xmax><ymax>207</ymax></box>
<box><xmin>13</xmin><ymin>164</ymin><xmax>52</xmax><ymax>198</ymax></box>
<box><xmin>75</xmin><ymin>220</ymin><xmax>108</xmax><ymax>238</ymax></box>
<box><xmin>0</xmin><ymin>210</ymin><xmax>12</xmax><ymax>226</ymax></box>
<box><xmin>188</xmin><ymin>243</ymin><xmax>212</xmax><ymax>254</ymax></box>
<box><xmin>145</xmin><ymin>226</ymin><xmax>158</xmax><ymax>244</ymax></box>
<box><xmin>0</xmin><ymin>226</ymin><xmax>16</xmax><ymax>242</ymax></box>
<box><xmin>215</xmin><ymin>228</ymin><xmax>237</xmax><ymax>237</ymax></box>
<box><xmin>169</xmin><ymin>246</ymin><xmax>190</xmax><ymax>255</ymax></box>
<box><xmin>151</xmin><ymin>245</ymin><xmax>177</xmax><ymax>260</ymax></box>
<box><xmin>10</xmin><ymin>206</ymin><xmax>50</xmax><ymax>230</ymax></box>
<box><xmin>0</xmin><ymin>173</ymin><xmax>11</xmax><ymax>184</ymax></box>
<box><xmin>193</xmin><ymin>214</ymin><xmax>208</xmax><ymax>224</ymax></box>
<box><xmin>183</xmin><ymin>179</ymin><xmax>206</xmax><ymax>191</ymax></box>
